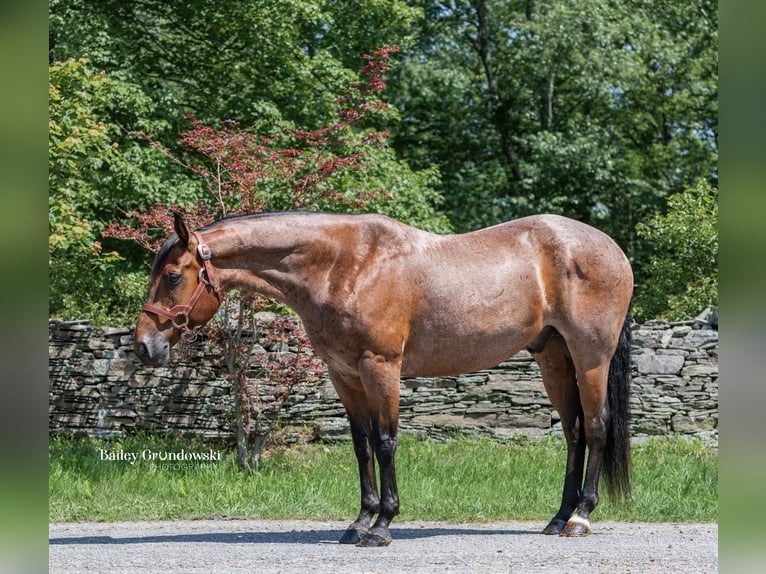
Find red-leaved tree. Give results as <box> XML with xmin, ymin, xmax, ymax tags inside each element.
<box><xmin>104</xmin><ymin>46</ymin><xmax>400</xmax><ymax>470</ymax></box>
<box><xmin>104</xmin><ymin>45</ymin><xmax>400</xmax><ymax>249</ymax></box>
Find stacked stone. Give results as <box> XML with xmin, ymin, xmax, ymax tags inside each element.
<box><xmin>49</xmin><ymin>315</ymin><xmax>718</xmax><ymax>446</ymax></box>
<box><xmin>49</xmin><ymin>320</ymin><xmax>233</xmax><ymax>438</ymax></box>
<box><xmin>630</xmin><ymin>319</ymin><xmax>718</xmax><ymax>445</ymax></box>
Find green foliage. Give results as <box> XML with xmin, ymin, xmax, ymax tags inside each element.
<box><xmin>633</xmin><ymin>180</ymin><xmax>718</xmax><ymax>321</ymax></box>
<box><xmin>48</xmin><ymin>57</ymin><xmax>202</xmax><ymax>324</ymax></box>
<box><xmin>390</xmin><ymin>0</ymin><xmax>718</xmax><ymax>257</ymax></box>
<box><xmin>338</xmin><ymin>145</ymin><xmax>451</xmax><ymax>233</ymax></box>
<box><xmin>49</xmin><ymin>0</ymin><xmax>421</xmax><ymax>130</ymax></box>
<box><xmin>49</xmin><ymin>57</ymin><xmax>114</xmax><ymax>256</ymax></box>
<box><xmin>48</xmin><ymin>57</ymin><xmax>136</xmax><ymax>324</ymax></box>
<box><xmin>49</xmin><ymin>434</ymin><xmax>717</xmax><ymax>522</ymax></box>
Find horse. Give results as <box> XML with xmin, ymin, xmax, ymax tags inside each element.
<box><xmin>134</xmin><ymin>210</ymin><xmax>633</xmax><ymax>547</ymax></box>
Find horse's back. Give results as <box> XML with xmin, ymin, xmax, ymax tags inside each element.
<box><xmin>398</xmin><ymin>214</ymin><xmax>632</xmax><ymax>377</ymax></box>
<box><xmin>414</xmin><ymin>213</ymin><xmax>632</xmax><ymax>312</ymax></box>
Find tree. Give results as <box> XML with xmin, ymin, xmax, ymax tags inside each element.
<box><xmin>49</xmin><ymin>57</ymin><xmax>201</xmax><ymax>324</ymax></box>
<box><xmin>103</xmin><ymin>46</ymin><xmax>449</xmax><ymax>246</ymax></box>
<box><xmin>389</xmin><ymin>0</ymin><xmax>718</xmax><ymax>254</ymax></box>
<box><xmin>633</xmin><ymin>179</ymin><xmax>718</xmax><ymax>321</ymax></box>
<box><xmin>49</xmin><ymin>0</ymin><xmax>421</xmax><ymax>130</ymax></box>
<box><xmin>211</xmin><ymin>298</ymin><xmax>325</xmax><ymax>472</ymax></box>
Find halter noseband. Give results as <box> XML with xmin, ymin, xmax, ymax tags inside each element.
<box><xmin>142</xmin><ymin>231</ymin><xmax>223</xmax><ymax>342</ymax></box>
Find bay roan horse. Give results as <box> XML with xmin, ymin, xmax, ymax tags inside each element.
<box><xmin>135</xmin><ymin>211</ymin><xmax>633</xmax><ymax>547</ymax></box>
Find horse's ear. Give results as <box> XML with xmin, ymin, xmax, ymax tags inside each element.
<box><xmin>173</xmin><ymin>211</ymin><xmax>190</xmax><ymax>246</ymax></box>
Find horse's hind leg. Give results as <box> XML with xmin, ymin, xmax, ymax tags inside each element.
<box><xmin>550</xmin><ymin>327</ymin><xmax>620</xmax><ymax>537</ymax></box>
<box><xmin>559</xmin><ymin>358</ymin><xmax>611</xmax><ymax>537</ymax></box>
<box><xmin>533</xmin><ymin>333</ymin><xmax>585</xmax><ymax>536</ymax></box>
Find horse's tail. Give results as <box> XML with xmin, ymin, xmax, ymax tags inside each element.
<box><xmin>603</xmin><ymin>315</ymin><xmax>632</xmax><ymax>501</ymax></box>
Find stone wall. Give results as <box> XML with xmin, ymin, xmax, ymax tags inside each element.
<box><xmin>49</xmin><ymin>317</ymin><xmax>718</xmax><ymax>446</ymax></box>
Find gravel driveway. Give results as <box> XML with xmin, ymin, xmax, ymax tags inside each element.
<box><xmin>49</xmin><ymin>519</ymin><xmax>717</xmax><ymax>573</ymax></box>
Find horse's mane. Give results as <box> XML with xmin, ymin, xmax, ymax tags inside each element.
<box><xmin>198</xmin><ymin>210</ymin><xmax>319</xmax><ymax>231</ymax></box>
<box><xmin>151</xmin><ymin>211</ymin><xmax>324</xmax><ymax>276</ymax></box>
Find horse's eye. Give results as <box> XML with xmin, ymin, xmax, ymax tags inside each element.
<box><xmin>166</xmin><ymin>272</ymin><xmax>183</xmax><ymax>287</ymax></box>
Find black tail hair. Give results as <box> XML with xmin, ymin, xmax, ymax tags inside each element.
<box><xmin>603</xmin><ymin>315</ymin><xmax>632</xmax><ymax>501</ymax></box>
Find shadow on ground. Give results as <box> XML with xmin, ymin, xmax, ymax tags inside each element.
<box><xmin>50</xmin><ymin>525</ymin><xmax>539</xmax><ymax>546</ymax></box>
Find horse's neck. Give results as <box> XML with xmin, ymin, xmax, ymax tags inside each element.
<box><xmin>203</xmin><ymin>216</ymin><xmax>331</xmax><ymax>306</ymax></box>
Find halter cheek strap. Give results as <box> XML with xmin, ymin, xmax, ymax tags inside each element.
<box><xmin>142</xmin><ymin>231</ymin><xmax>223</xmax><ymax>342</ymax></box>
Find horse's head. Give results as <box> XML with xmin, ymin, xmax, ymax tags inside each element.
<box><xmin>134</xmin><ymin>213</ymin><xmax>223</xmax><ymax>366</ymax></box>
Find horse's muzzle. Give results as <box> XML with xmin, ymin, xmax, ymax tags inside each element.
<box><xmin>134</xmin><ymin>337</ymin><xmax>169</xmax><ymax>367</ymax></box>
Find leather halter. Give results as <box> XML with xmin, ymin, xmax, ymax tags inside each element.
<box><xmin>142</xmin><ymin>231</ymin><xmax>223</xmax><ymax>342</ymax></box>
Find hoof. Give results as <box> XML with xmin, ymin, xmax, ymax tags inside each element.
<box><xmin>542</xmin><ymin>518</ymin><xmax>566</xmax><ymax>535</ymax></box>
<box><xmin>560</xmin><ymin>515</ymin><xmax>591</xmax><ymax>537</ymax></box>
<box><xmin>339</xmin><ymin>525</ymin><xmax>368</xmax><ymax>545</ymax></box>
<box><xmin>356</xmin><ymin>527</ymin><xmax>392</xmax><ymax>547</ymax></box>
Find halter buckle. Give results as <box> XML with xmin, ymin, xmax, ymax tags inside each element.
<box><xmin>197</xmin><ymin>242</ymin><xmax>212</xmax><ymax>260</ymax></box>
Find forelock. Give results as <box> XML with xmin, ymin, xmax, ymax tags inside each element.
<box><xmin>150</xmin><ymin>233</ymin><xmax>180</xmax><ymax>277</ymax></box>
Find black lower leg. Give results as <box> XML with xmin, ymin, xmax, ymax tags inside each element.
<box><xmin>357</xmin><ymin>423</ymin><xmax>399</xmax><ymax>547</ymax></box>
<box><xmin>575</xmin><ymin>434</ymin><xmax>605</xmax><ymax>520</ymax></box>
<box><xmin>560</xmin><ymin>417</ymin><xmax>607</xmax><ymax>537</ymax></box>
<box><xmin>339</xmin><ymin>418</ymin><xmax>379</xmax><ymax>544</ymax></box>
<box><xmin>544</xmin><ymin>418</ymin><xmax>585</xmax><ymax>535</ymax></box>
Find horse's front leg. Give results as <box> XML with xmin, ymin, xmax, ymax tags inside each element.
<box><xmin>355</xmin><ymin>354</ymin><xmax>402</xmax><ymax>548</ymax></box>
<box><xmin>357</xmin><ymin>417</ymin><xmax>399</xmax><ymax>547</ymax></box>
<box><xmin>338</xmin><ymin>416</ymin><xmax>380</xmax><ymax>544</ymax></box>
<box><xmin>330</xmin><ymin>369</ymin><xmax>381</xmax><ymax>545</ymax></box>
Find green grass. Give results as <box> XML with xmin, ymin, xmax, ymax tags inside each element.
<box><xmin>49</xmin><ymin>433</ymin><xmax>717</xmax><ymax>523</ymax></box>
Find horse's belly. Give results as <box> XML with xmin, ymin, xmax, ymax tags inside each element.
<box><xmin>400</xmin><ymin>323</ymin><xmax>537</xmax><ymax>378</ymax></box>
<box><xmin>400</xmin><ymin>269</ymin><xmax>543</xmax><ymax>377</ymax></box>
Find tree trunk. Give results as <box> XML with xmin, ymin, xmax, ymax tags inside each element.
<box><xmin>471</xmin><ymin>0</ymin><xmax>523</xmax><ymax>183</ymax></box>
<box><xmin>224</xmin><ymin>298</ymin><xmax>252</xmax><ymax>472</ymax></box>
<box><xmin>541</xmin><ymin>67</ymin><xmax>555</xmax><ymax>131</ymax></box>
<box><xmin>234</xmin><ymin>374</ymin><xmax>252</xmax><ymax>472</ymax></box>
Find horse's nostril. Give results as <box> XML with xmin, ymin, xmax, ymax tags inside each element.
<box><xmin>135</xmin><ymin>341</ymin><xmax>151</xmax><ymax>364</ymax></box>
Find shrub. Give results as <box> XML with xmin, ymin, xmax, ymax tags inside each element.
<box><xmin>633</xmin><ymin>179</ymin><xmax>718</xmax><ymax>321</ymax></box>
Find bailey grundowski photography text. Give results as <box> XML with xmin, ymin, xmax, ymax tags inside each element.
<box><xmin>99</xmin><ymin>446</ymin><xmax>223</xmax><ymax>470</ymax></box>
